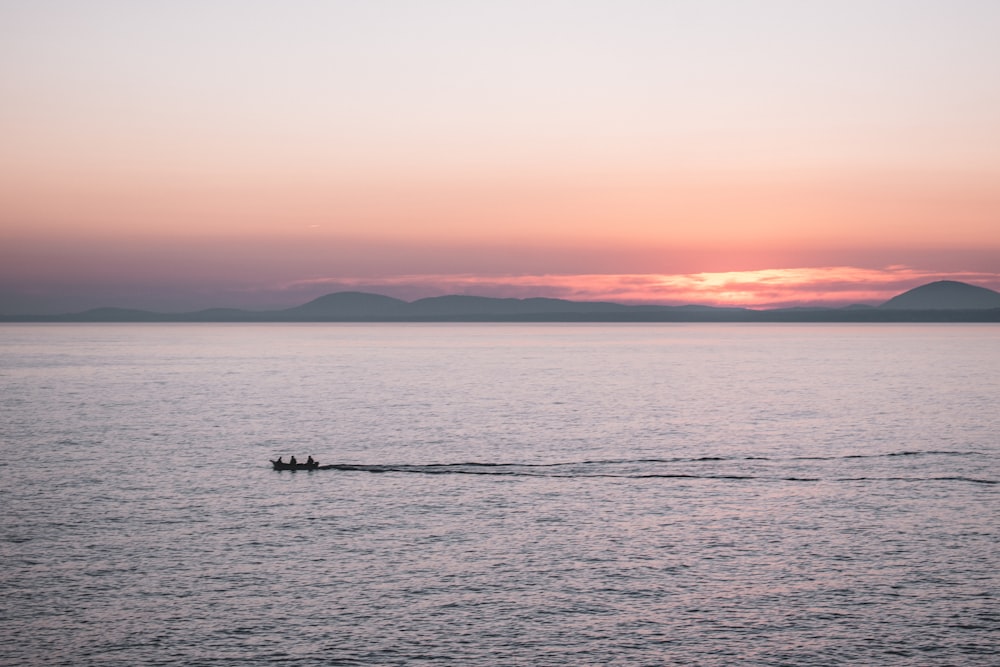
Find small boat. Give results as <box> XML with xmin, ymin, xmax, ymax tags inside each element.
<box><xmin>270</xmin><ymin>459</ymin><xmax>321</xmax><ymax>471</ymax></box>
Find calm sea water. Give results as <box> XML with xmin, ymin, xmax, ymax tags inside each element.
<box><xmin>1</xmin><ymin>323</ymin><xmax>997</xmax><ymax>666</ymax></box>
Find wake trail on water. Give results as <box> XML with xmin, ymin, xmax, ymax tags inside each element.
<box><xmin>307</xmin><ymin>450</ymin><xmax>995</xmax><ymax>484</ymax></box>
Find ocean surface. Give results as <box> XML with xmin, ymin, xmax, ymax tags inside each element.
<box><xmin>1</xmin><ymin>323</ymin><xmax>997</xmax><ymax>666</ymax></box>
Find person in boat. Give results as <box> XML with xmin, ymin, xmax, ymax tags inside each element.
<box><xmin>275</xmin><ymin>456</ymin><xmax>283</xmax><ymax>464</ymax></box>
<box><xmin>306</xmin><ymin>456</ymin><xmax>315</xmax><ymax>466</ymax></box>
<box><xmin>289</xmin><ymin>456</ymin><xmax>297</xmax><ymax>466</ymax></box>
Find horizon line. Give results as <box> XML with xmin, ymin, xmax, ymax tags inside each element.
<box><xmin>4</xmin><ymin>266</ymin><xmax>1000</xmax><ymax>316</ymax></box>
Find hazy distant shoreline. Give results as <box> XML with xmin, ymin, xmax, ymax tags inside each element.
<box><xmin>4</xmin><ymin>308</ymin><xmax>1000</xmax><ymax>324</ymax></box>
<box><xmin>4</xmin><ymin>281</ymin><xmax>1000</xmax><ymax>323</ymax></box>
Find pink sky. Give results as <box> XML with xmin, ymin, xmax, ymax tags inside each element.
<box><xmin>2</xmin><ymin>1</ymin><xmax>1000</xmax><ymax>314</ymax></box>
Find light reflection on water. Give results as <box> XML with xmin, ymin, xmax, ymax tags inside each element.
<box><xmin>1</xmin><ymin>323</ymin><xmax>998</xmax><ymax>665</ymax></box>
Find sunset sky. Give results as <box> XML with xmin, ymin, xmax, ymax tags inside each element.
<box><xmin>2</xmin><ymin>0</ymin><xmax>999</xmax><ymax>313</ymax></box>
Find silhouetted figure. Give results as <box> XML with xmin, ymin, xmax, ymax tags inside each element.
<box><xmin>290</xmin><ymin>456</ymin><xmax>297</xmax><ymax>465</ymax></box>
<box><xmin>276</xmin><ymin>456</ymin><xmax>283</xmax><ymax>464</ymax></box>
<box><xmin>307</xmin><ymin>456</ymin><xmax>315</xmax><ymax>466</ymax></box>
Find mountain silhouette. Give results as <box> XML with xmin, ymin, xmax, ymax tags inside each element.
<box><xmin>408</xmin><ymin>295</ymin><xmax>634</xmax><ymax>317</ymax></box>
<box><xmin>879</xmin><ymin>280</ymin><xmax>1000</xmax><ymax>310</ymax></box>
<box><xmin>282</xmin><ymin>291</ymin><xmax>410</xmax><ymax>319</ymax></box>
<box><xmin>3</xmin><ymin>281</ymin><xmax>999</xmax><ymax>322</ymax></box>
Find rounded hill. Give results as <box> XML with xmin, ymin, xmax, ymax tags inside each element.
<box><xmin>880</xmin><ymin>281</ymin><xmax>1000</xmax><ymax>310</ymax></box>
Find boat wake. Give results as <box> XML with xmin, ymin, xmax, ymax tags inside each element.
<box><xmin>311</xmin><ymin>450</ymin><xmax>995</xmax><ymax>485</ymax></box>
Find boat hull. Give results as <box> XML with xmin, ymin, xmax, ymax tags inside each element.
<box><xmin>270</xmin><ymin>460</ymin><xmax>320</xmax><ymax>471</ymax></box>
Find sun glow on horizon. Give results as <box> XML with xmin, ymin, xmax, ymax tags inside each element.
<box><xmin>275</xmin><ymin>266</ymin><xmax>1000</xmax><ymax>311</ymax></box>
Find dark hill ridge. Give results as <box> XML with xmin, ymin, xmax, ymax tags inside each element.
<box><xmin>879</xmin><ymin>280</ymin><xmax>1000</xmax><ymax>310</ymax></box>
<box><xmin>410</xmin><ymin>295</ymin><xmax>638</xmax><ymax>316</ymax></box>
<box><xmin>2</xmin><ymin>281</ymin><xmax>999</xmax><ymax>322</ymax></box>
<box><xmin>276</xmin><ymin>292</ymin><xmax>673</xmax><ymax>319</ymax></box>
<box><xmin>283</xmin><ymin>291</ymin><xmax>409</xmax><ymax>318</ymax></box>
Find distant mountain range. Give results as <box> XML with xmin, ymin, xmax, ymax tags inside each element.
<box><xmin>3</xmin><ymin>280</ymin><xmax>999</xmax><ymax>323</ymax></box>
